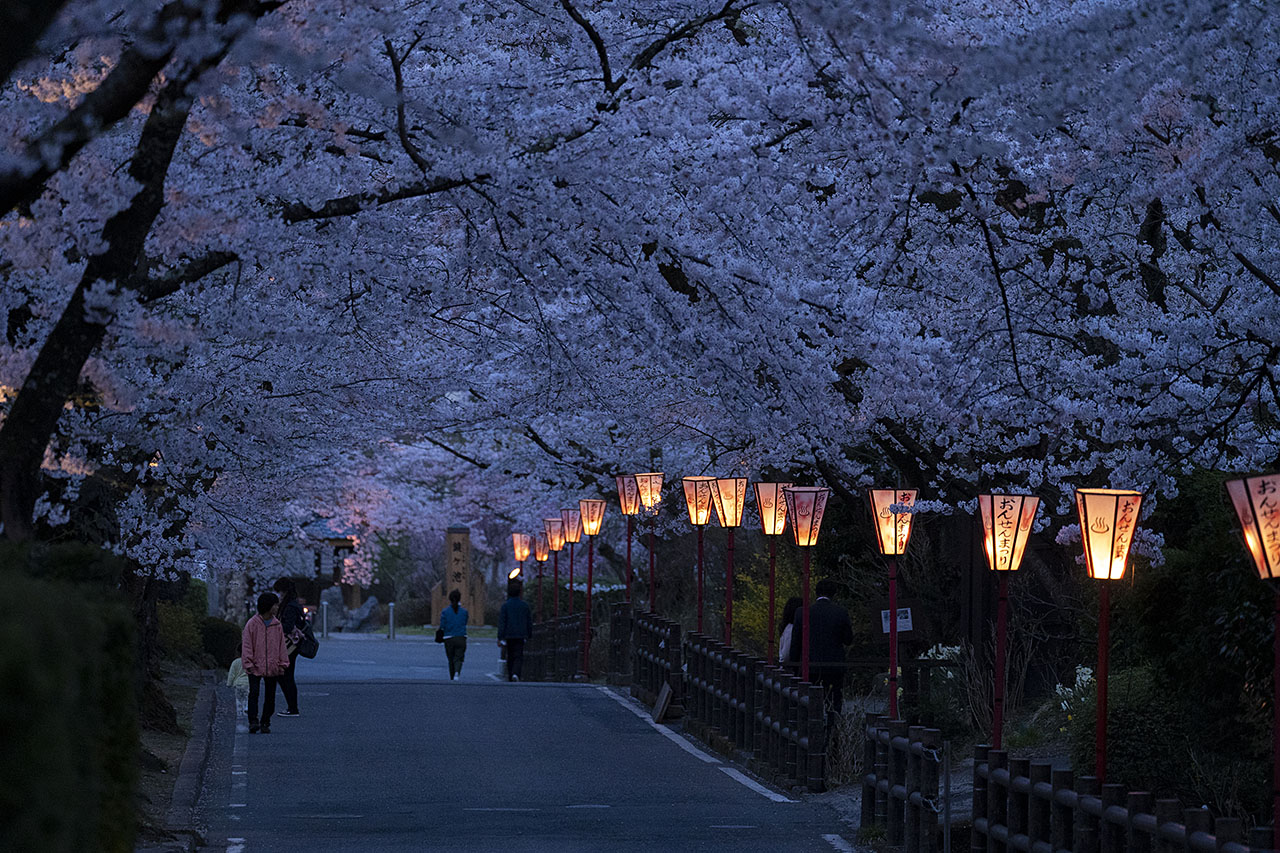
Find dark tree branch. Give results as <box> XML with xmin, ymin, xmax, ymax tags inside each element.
<box><xmin>135</xmin><ymin>251</ymin><xmax>239</xmax><ymax>303</ymax></box>
<box><xmin>0</xmin><ymin>0</ymin><xmax>72</xmax><ymax>85</ymax></box>
<box><xmin>0</xmin><ymin>0</ymin><xmax>285</xmax><ymax>218</ymax></box>
<box><xmin>1234</xmin><ymin>251</ymin><xmax>1280</xmax><ymax>298</ymax></box>
<box><xmin>281</xmin><ymin>174</ymin><xmax>487</xmax><ymax>223</ymax></box>
<box><xmin>383</xmin><ymin>36</ymin><xmax>432</xmax><ymax>172</ymax></box>
<box><xmin>559</xmin><ymin>0</ymin><xmax>617</xmax><ymax>93</ymax></box>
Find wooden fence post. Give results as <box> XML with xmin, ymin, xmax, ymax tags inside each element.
<box><xmin>1074</xmin><ymin>776</ymin><xmax>1101</xmax><ymax>853</ymax></box>
<box><xmin>1009</xmin><ymin>757</ymin><xmax>1030</xmax><ymax>853</ymax></box>
<box><xmin>1125</xmin><ymin>792</ymin><xmax>1151</xmax><ymax>853</ymax></box>
<box><xmin>1152</xmin><ymin>800</ymin><xmax>1180</xmax><ymax>853</ymax></box>
<box><xmin>1050</xmin><ymin>768</ymin><xmax>1074</xmax><ymax>853</ymax></box>
<box><xmin>1099</xmin><ymin>783</ymin><xmax>1125</xmax><ymax>853</ymax></box>
<box><xmin>888</xmin><ymin>720</ymin><xmax>909</xmax><ymax>846</ymax></box>
<box><xmin>906</xmin><ymin>725</ymin><xmax>923</xmax><ymax>853</ymax></box>
<box><xmin>922</xmin><ymin>728</ymin><xmax>942</xmax><ymax>853</ymax></box>
<box><xmin>988</xmin><ymin>750</ymin><xmax>1008</xmax><ymax>853</ymax></box>
<box><xmin>971</xmin><ymin>744</ymin><xmax>990</xmax><ymax>853</ymax></box>
<box><xmin>863</xmin><ymin>714</ymin><xmax>881</xmax><ymax>831</ymax></box>
<box><xmin>1028</xmin><ymin>762</ymin><xmax>1052</xmax><ymax>849</ymax></box>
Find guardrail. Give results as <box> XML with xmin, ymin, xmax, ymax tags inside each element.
<box><xmin>608</xmin><ymin>603</ymin><xmax>633</xmax><ymax>686</ymax></box>
<box><xmin>630</xmin><ymin>610</ymin><xmax>683</xmax><ymax>717</ymax></box>
<box><xmin>862</xmin><ymin>717</ymin><xmax>943</xmax><ymax>853</ymax></box>
<box><xmin>682</xmin><ymin>631</ymin><xmax>826</xmax><ymax>791</ymax></box>
<box><xmin>971</xmin><ymin>746</ymin><xmax>1269</xmax><ymax>853</ymax></box>
<box><xmin>526</xmin><ymin>614</ymin><xmax>585</xmax><ymax>682</ymax></box>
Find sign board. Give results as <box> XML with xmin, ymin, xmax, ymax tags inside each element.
<box><xmin>880</xmin><ymin>607</ymin><xmax>914</xmax><ymax>633</ymax></box>
<box><xmin>652</xmin><ymin>681</ymin><xmax>673</xmax><ymax>723</ymax></box>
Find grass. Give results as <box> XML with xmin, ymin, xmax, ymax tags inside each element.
<box><xmin>396</xmin><ymin>624</ymin><xmax>499</xmax><ymax>639</ymax></box>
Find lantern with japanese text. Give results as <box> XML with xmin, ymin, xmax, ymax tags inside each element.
<box><xmin>683</xmin><ymin>476</ymin><xmax>716</xmax><ymax>632</ymax></box>
<box><xmin>783</xmin><ymin>486</ymin><xmax>832</xmax><ymax>682</ymax></box>
<box><xmin>754</xmin><ymin>482</ymin><xmax>792</xmax><ymax>661</ymax></box>
<box><xmin>978</xmin><ymin>493</ymin><xmax>1041</xmax><ymax>749</ymax></box>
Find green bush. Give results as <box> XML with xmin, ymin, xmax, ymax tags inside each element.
<box><xmin>181</xmin><ymin>578</ymin><xmax>209</xmax><ymax>619</ymax></box>
<box><xmin>0</xmin><ymin>571</ymin><xmax>138</xmax><ymax>852</ymax></box>
<box><xmin>201</xmin><ymin>617</ymin><xmax>242</xmax><ymax>669</ymax></box>
<box><xmin>156</xmin><ymin>601</ymin><xmax>202</xmax><ymax>661</ymax></box>
<box><xmin>1068</xmin><ymin>665</ymin><xmax>1190</xmax><ymax>794</ymax></box>
<box><xmin>394</xmin><ymin>597</ymin><xmax>432</xmax><ymax>626</ymax></box>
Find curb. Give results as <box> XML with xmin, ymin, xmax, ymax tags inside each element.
<box><xmin>140</xmin><ymin>673</ymin><xmax>223</xmax><ymax>852</ymax></box>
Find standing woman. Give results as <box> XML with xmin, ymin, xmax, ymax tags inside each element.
<box><xmin>440</xmin><ymin>589</ymin><xmax>468</xmax><ymax>680</ymax></box>
<box><xmin>273</xmin><ymin>577</ymin><xmax>304</xmax><ymax>717</ymax></box>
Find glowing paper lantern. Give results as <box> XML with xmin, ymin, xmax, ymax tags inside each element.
<box><xmin>868</xmin><ymin>488</ymin><xmax>918</xmax><ymax>556</ymax></box>
<box><xmin>1075</xmin><ymin>488</ymin><xmax>1143</xmax><ymax>580</ymax></box>
<box><xmin>979</xmin><ymin>494</ymin><xmax>1040</xmax><ymax>572</ymax></box>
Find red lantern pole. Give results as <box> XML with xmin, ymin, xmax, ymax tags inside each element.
<box><xmin>724</xmin><ymin>528</ymin><xmax>735</xmax><ymax>646</ymax></box>
<box><xmin>1272</xmin><ymin>589</ymin><xmax>1279</xmax><ymax>851</ymax></box>
<box><xmin>888</xmin><ymin>554</ymin><xmax>899</xmax><ymax>718</ymax></box>
<box><xmin>583</xmin><ymin>536</ymin><xmax>594</xmax><ymax>676</ymax></box>
<box><xmin>537</xmin><ymin>565</ymin><xmax>544</xmax><ymax>622</ymax></box>
<box><xmin>801</xmin><ymin>547</ymin><xmax>812</xmax><ymax>682</ymax></box>
<box><xmin>767</xmin><ymin>537</ymin><xmax>778</xmax><ymax>662</ymax></box>
<box><xmin>626</xmin><ymin>515</ymin><xmax>634</xmax><ymax>606</ymax></box>
<box><xmin>1096</xmin><ymin>582</ymin><xmax>1110</xmax><ymax>786</ymax></box>
<box><xmin>993</xmin><ymin>573</ymin><xmax>1009</xmax><ymax>749</ymax></box>
<box><xmin>697</xmin><ymin>526</ymin><xmax>705</xmax><ymax>634</ymax></box>
<box><xmin>649</xmin><ymin>528</ymin><xmax>657</xmax><ymax>613</ymax></box>
<box><xmin>552</xmin><ymin>550</ymin><xmax>560</xmax><ymax>619</ymax></box>
<box><xmin>567</xmin><ymin>542</ymin><xmax>575</xmax><ymax>616</ymax></box>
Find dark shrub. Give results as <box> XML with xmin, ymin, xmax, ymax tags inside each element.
<box><xmin>0</xmin><ymin>571</ymin><xmax>138</xmax><ymax>852</ymax></box>
<box><xmin>201</xmin><ymin>617</ymin><xmax>242</xmax><ymax>668</ymax></box>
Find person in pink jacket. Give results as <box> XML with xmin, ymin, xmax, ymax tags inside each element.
<box><xmin>241</xmin><ymin>592</ymin><xmax>290</xmax><ymax>733</ymax></box>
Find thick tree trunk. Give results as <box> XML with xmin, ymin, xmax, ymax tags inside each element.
<box><xmin>0</xmin><ymin>26</ymin><xmax>237</xmax><ymax>541</ymax></box>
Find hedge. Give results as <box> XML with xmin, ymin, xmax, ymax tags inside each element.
<box><xmin>0</xmin><ymin>571</ymin><xmax>138</xmax><ymax>852</ymax></box>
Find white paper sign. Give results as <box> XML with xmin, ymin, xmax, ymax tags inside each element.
<box><xmin>880</xmin><ymin>608</ymin><xmax>913</xmax><ymax>633</ymax></box>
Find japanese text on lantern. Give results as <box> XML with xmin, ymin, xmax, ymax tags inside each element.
<box><xmin>1114</xmin><ymin>497</ymin><xmax>1138</xmax><ymax>561</ymax></box>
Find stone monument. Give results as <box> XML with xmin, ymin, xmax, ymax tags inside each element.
<box><xmin>430</xmin><ymin>525</ymin><xmax>486</xmax><ymax>627</ymax></box>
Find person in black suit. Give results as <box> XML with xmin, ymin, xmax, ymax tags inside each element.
<box><xmin>789</xmin><ymin>578</ymin><xmax>854</xmax><ymax>727</ymax></box>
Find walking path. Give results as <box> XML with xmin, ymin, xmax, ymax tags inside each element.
<box><xmin>156</xmin><ymin>634</ymin><xmax>865</xmax><ymax>852</ymax></box>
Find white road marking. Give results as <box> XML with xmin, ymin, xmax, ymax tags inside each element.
<box><xmin>596</xmin><ymin>687</ymin><xmax>719</xmax><ymax>764</ymax></box>
<box><xmin>226</xmin><ymin>841</ymin><xmax>245</xmax><ymax>853</ymax></box>
<box><xmin>464</xmin><ymin>807</ymin><xmax>539</xmax><ymax>812</ymax></box>
<box><xmin>566</xmin><ymin>804</ymin><xmax>611</xmax><ymax>809</ymax></box>
<box><xmin>487</xmin><ymin>672</ymin><xmax>501</xmax><ymax>681</ymax></box>
<box><xmin>823</xmin><ymin>833</ymin><xmax>856</xmax><ymax>852</ymax></box>
<box><xmin>719</xmin><ymin>767</ymin><xmax>797</xmax><ymax>803</ymax></box>
<box><xmin>341</xmin><ymin>659</ymin><xmax>377</xmax><ymax>665</ymax></box>
<box><xmin>711</xmin><ymin>825</ymin><xmax>757</xmax><ymax>829</ymax></box>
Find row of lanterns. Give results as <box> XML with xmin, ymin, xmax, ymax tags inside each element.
<box><xmin>505</xmin><ymin>472</ymin><xmax>1280</xmax><ymax>839</ymax></box>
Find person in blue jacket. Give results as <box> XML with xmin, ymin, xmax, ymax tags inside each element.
<box><xmin>497</xmin><ymin>579</ymin><xmax>533</xmax><ymax>682</ymax></box>
<box><xmin>440</xmin><ymin>589</ymin><xmax>468</xmax><ymax>680</ymax></box>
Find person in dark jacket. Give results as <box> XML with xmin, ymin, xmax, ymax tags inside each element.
<box><xmin>790</xmin><ymin>578</ymin><xmax>854</xmax><ymax>727</ymax></box>
<box><xmin>272</xmin><ymin>577</ymin><xmax>304</xmax><ymax>717</ymax></box>
<box><xmin>497</xmin><ymin>580</ymin><xmax>533</xmax><ymax>682</ymax></box>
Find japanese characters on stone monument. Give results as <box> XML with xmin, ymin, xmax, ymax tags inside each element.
<box><xmin>431</xmin><ymin>525</ymin><xmax>486</xmax><ymax>627</ymax></box>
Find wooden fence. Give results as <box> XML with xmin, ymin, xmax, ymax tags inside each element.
<box><xmin>608</xmin><ymin>602</ymin><xmax>632</xmax><ymax>686</ymax></box>
<box><xmin>630</xmin><ymin>610</ymin><xmax>684</xmax><ymax>718</ymax></box>
<box><xmin>525</xmin><ymin>614</ymin><xmax>584</xmax><ymax>682</ymax></box>
<box><xmin>862</xmin><ymin>717</ymin><xmax>944</xmax><ymax>853</ymax></box>
<box><xmin>683</xmin><ymin>631</ymin><xmax>827</xmax><ymax>791</ymax></box>
<box><xmin>972</xmin><ymin>746</ymin><xmax>1270</xmax><ymax>853</ymax></box>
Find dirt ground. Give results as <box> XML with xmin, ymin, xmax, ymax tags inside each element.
<box><xmin>134</xmin><ymin>665</ymin><xmax>203</xmax><ymax>847</ymax></box>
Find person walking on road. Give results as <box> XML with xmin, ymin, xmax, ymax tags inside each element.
<box><xmin>440</xmin><ymin>589</ymin><xmax>468</xmax><ymax>680</ymax></box>
<box><xmin>498</xmin><ymin>579</ymin><xmax>533</xmax><ymax>682</ymax></box>
<box><xmin>242</xmin><ymin>592</ymin><xmax>290</xmax><ymax>733</ymax></box>
<box><xmin>273</xmin><ymin>577</ymin><xmax>304</xmax><ymax>717</ymax></box>
<box><xmin>789</xmin><ymin>579</ymin><xmax>854</xmax><ymax>727</ymax></box>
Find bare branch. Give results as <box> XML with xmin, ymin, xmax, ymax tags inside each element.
<box><xmin>281</xmin><ymin>174</ymin><xmax>488</xmax><ymax>223</ymax></box>
<box><xmin>559</xmin><ymin>0</ymin><xmax>616</xmax><ymax>93</ymax></box>
<box><xmin>384</xmin><ymin>36</ymin><xmax>432</xmax><ymax>172</ymax></box>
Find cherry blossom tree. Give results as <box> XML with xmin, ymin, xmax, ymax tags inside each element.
<box><xmin>2</xmin><ymin>0</ymin><xmax>1278</xmax><ymax>591</ymax></box>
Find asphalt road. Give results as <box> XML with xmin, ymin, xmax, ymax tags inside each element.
<box><xmin>204</xmin><ymin>635</ymin><xmax>858</xmax><ymax>852</ymax></box>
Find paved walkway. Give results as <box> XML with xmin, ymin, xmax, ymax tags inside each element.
<box><xmin>189</xmin><ymin>635</ymin><xmax>861</xmax><ymax>852</ymax></box>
